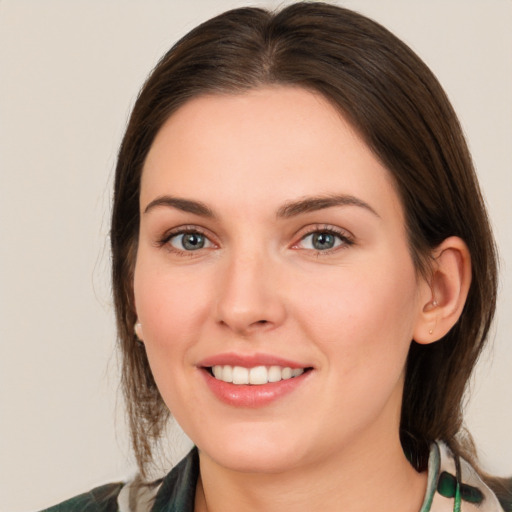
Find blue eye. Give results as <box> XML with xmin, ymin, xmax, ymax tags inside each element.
<box><xmin>169</xmin><ymin>232</ymin><xmax>211</xmax><ymax>251</ymax></box>
<box><xmin>299</xmin><ymin>230</ymin><xmax>349</xmax><ymax>251</ymax></box>
<box><xmin>311</xmin><ymin>232</ymin><xmax>337</xmax><ymax>250</ymax></box>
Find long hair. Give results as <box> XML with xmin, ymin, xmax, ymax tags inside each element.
<box><xmin>111</xmin><ymin>2</ymin><xmax>498</xmax><ymax>480</ymax></box>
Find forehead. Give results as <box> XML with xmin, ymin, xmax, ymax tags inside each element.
<box><xmin>141</xmin><ymin>86</ymin><xmax>403</xmax><ymax>223</ymax></box>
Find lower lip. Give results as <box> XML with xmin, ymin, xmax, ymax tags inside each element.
<box><xmin>201</xmin><ymin>369</ymin><xmax>311</xmax><ymax>408</ymax></box>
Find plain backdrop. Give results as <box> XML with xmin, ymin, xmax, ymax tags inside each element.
<box><xmin>1</xmin><ymin>1</ymin><xmax>511</xmax><ymax>510</ymax></box>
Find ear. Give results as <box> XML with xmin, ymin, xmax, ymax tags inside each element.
<box><xmin>134</xmin><ymin>321</ymin><xmax>144</xmax><ymax>342</ymax></box>
<box><xmin>133</xmin><ymin>294</ymin><xmax>144</xmax><ymax>341</ymax></box>
<box><xmin>413</xmin><ymin>236</ymin><xmax>472</xmax><ymax>344</ymax></box>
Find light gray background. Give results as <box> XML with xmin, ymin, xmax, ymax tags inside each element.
<box><xmin>1</xmin><ymin>1</ymin><xmax>511</xmax><ymax>510</ymax></box>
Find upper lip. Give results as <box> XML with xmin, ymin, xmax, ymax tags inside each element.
<box><xmin>198</xmin><ymin>352</ymin><xmax>309</xmax><ymax>369</ymax></box>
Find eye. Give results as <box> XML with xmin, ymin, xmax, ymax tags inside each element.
<box><xmin>167</xmin><ymin>231</ymin><xmax>213</xmax><ymax>251</ymax></box>
<box><xmin>296</xmin><ymin>228</ymin><xmax>353</xmax><ymax>252</ymax></box>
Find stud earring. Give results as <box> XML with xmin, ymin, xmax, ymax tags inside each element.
<box><xmin>428</xmin><ymin>298</ymin><xmax>437</xmax><ymax>335</ymax></box>
<box><xmin>134</xmin><ymin>321</ymin><xmax>143</xmax><ymax>341</ymax></box>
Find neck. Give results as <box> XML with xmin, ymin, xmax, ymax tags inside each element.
<box><xmin>194</xmin><ymin>431</ymin><xmax>427</xmax><ymax>512</ymax></box>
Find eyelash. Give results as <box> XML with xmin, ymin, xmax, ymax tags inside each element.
<box><xmin>156</xmin><ymin>224</ymin><xmax>354</xmax><ymax>256</ymax></box>
<box><xmin>157</xmin><ymin>226</ymin><xmax>215</xmax><ymax>256</ymax></box>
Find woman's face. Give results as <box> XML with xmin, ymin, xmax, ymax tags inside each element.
<box><xmin>134</xmin><ymin>86</ymin><xmax>430</xmax><ymax>473</ymax></box>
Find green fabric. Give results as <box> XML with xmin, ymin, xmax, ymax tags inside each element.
<box><xmin>40</xmin><ymin>482</ymin><xmax>123</xmax><ymax>512</ymax></box>
<box><xmin>437</xmin><ymin>471</ymin><xmax>483</xmax><ymax>504</ymax></box>
<box><xmin>151</xmin><ymin>447</ymin><xmax>198</xmax><ymax>512</ymax></box>
<box><xmin>38</xmin><ymin>451</ymin><xmax>199</xmax><ymax>512</ymax></box>
<box><xmin>40</xmin><ymin>444</ymin><xmax>511</xmax><ymax>512</ymax></box>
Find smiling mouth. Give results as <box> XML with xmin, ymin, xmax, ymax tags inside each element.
<box><xmin>207</xmin><ymin>365</ymin><xmax>311</xmax><ymax>385</ymax></box>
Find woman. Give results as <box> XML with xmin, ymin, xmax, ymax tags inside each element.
<box><xmin>43</xmin><ymin>2</ymin><xmax>510</xmax><ymax>511</ymax></box>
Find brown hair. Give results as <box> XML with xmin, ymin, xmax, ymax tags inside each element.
<box><xmin>111</xmin><ymin>2</ymin><xmax>498</xmax><ymax>479</ymax></box>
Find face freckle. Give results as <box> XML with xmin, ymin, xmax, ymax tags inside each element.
<box><xmin>133</xmin><ymin>86</ymin><xmax>429</xmax><ymax>474</ymax></box>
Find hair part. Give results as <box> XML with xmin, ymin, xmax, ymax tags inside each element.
<box><xmin>111</xmin><ymin>2</ymin><xmax>498</xmax><ymax>480</ymax></box>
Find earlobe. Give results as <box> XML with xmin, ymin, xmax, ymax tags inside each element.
<box><xmin>414</xmin><ymin>237</ymin><xmax>472</xmax><ymax>345</ymax></box>
<box><xmin>134</xmin><ymin>321</ymin><xmax>144</xmax><ymax>342</ymax></box>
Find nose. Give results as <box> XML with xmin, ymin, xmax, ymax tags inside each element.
<box><xmin>215</xmin><ymin>248</ymin><xmax>287</xmax><ymax>336</ymax></box>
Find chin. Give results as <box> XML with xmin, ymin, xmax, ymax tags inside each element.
<box><xmin>204</xmin><ymin>447</ymin><xmax>305</xmax><ymax>474</ymax></box>
<box><xmin>195</xmin><ymin>427</ymin><xmax>310</xmax><ymax>474</ymax></box>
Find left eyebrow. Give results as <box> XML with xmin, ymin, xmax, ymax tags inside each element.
<box><xmin>276</xmin><ymin>194</ymin><xmax>380</xmax><ymax>219</ymax></box>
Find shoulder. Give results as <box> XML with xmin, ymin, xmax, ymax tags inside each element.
<box><xmin>39</xmin><ymin>448</ymin><xmax>200</xmax><ymax>512</ymax></box>
<box><xmin>488</xmin><ymin>476</ymin><xmax>512</xmax><ymax>512</ymax></box>
<box><xmin>39</xmin><ymin>482</ymin><xmax>124</xmax><ymax>512</ymax></box>
<box><xmin>423</xmin><ymin>441</ymin><xmax>511</xmax><ymax>512</ymax></box>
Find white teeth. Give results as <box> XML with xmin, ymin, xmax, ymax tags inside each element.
<box><xmin>222</xmin><ymin>365</ymin><xmax>233</xmax><ymax>383</ymax></box>
<box><xmin>268</xmin><ymin>365</ymin><xmax>282</xmax><ymax>383</ymax></box>
<box><xmin>249</xmin><ymin>366</ymin><xmax>268</xmax><ymax>385</ymax></box>
<box><xmin>232</xmin><ymin>366</ymin><xmax>249</xmax><ymax>384</ymax></box>
<box><xmin>212</xmin><ymin>366</ymin><xmax>223</xmax><ymax>379</ymax></box>
<box><xmin>210</xmin><ymin>365</ymin><xmax>305</xmax><ymax>385</ymax></box>
<box><xmin>281</xmin><ymin>367</ymin><xmax>292</xmax><ymax>380</ymax></box>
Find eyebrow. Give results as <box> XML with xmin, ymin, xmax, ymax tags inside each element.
<box><xmin>144</xmin><ymin>196</ymin><xmax>215</xmax><ymax>217</ymax></box>
<box><xmin>143</xmin><ymin>193</ymin><xmax>379</xmax><ymax>219</ymax></box>
<box><xmin>276</xmin><ymin>194</ymin><xmax>379</xmax><ymax>218</ymax></box>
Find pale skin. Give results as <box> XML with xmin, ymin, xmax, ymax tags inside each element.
<box><xmin>133</xmin><ymin>87</ymin><xmax>471</xmax><ymax>512</ymax></box>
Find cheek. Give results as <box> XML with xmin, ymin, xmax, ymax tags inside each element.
<box><xmin>132</xmin><ymin>260</ymin><xmax>214</xmax><ymax>416</ymax></box>
<box><xmin>135</xmin><ymin>252</ymin><xmax>208</xmax><ymax>317</ymax></box>
<box><xmin>294</xmin><ymin>254</ymin><xmax>420</xmax><ymax>374</ymax></box>
<box><xmin>133</xmin><ymin>257</ymin><xmax>214</xmax><ymax>367</ymax></box>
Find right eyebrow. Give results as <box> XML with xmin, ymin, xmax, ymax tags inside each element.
<box><xmin>143</xmin><ymin>195</ymin><xmax>215</xmax><ymax>218</ymax></box>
